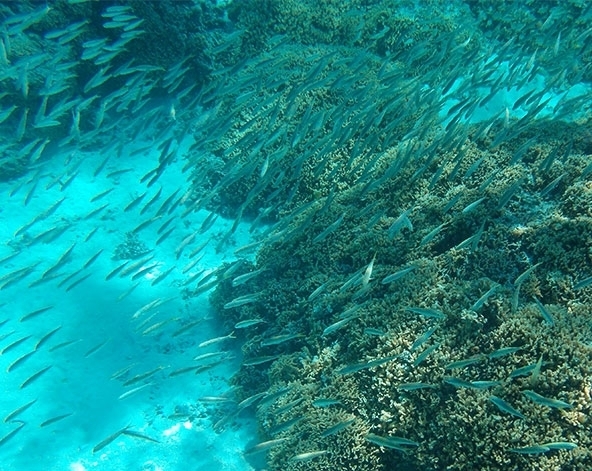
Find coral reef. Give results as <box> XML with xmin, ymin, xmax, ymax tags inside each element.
<box><xmin>114</xmin><ymin>231</ymin><xmax>150</xmax><ymax>260</ymax></box>
<box><xmin>213</xmin><ymin>113</ymin><xmax>592</xmax><ymax>469</ymax></box>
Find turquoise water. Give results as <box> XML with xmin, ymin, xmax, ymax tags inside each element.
<box><xmin>1</xmin><ymin>1</ymin><xmax>591</xmax><ymax>470</ymax></box>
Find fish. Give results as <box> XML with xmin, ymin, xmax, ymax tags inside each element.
<box><xmin>381</xmin><ymin>266</ymin><xmax>416</xmax><ymax>284</ymax></box>
<box><xmin>243</xmin><ymin>355</ymin><xmax>280</xmax><ymax>366</ymax></box>
<box><xmin>470</xmin><ymin>284</ymin><xmax>500</xmax><ymax>312</ymax></box>
<box><xmin>1</xmin><ymin>335</ymin><xmax>32</xmax><ymax>355</ymax></box>
<box><xmin>102</xmin><ymin>5</ymin><xmax>133</xmax><ymax>16</ymax></box>
<box><xmin>442</xmin><ymin>377</ymin><xmax>476</xmax><ymax>389</ymax></box>
<box><xmin>117</xmin><ymin>282</ymin><xmax>140</xmax><ymax>302</ymax></box>
<box><xmin>121</xmin><ymin>429</ymin><xmax>160</xmax><ymax>444</ymax></box>
<box><xmin>419</xmin><ymin>223</ymin><xmax>447</xmax><ymax>246</ymax></box>
<box><xmin>307</xmin><ymin>280</ymin><xmax>330</xmax><ymax>301</ymax></box>
<box><xmin>540</xmin><ymin>173</ymin><xmax>565</xmax><ymax>197</ymax></box>
<box><xmin>529</xmin><ymin>355</ymin><xmax>543</xmax><ymax>386</ymax></box>
<box><xmin>20</xmin><ymin>365</ymin><xmax>53</xmax><ymax>389</ymax></box>
<box><xmin>198</xmin><ymin>396</ymin><xmax>236</xmax><ymax>404</ymax></box>
<box><xmin>155</xmin><ymin>227</ymin><xmax>175</xmax><ymax>246</ymax></box>
<box><xmin>192</xmin><ymin>278</ymin><xmax>218</xmax><ymax>295</ymax></box>
<box><xmin>405</xmin><ymin>307</ymin><xmax>445</xmax><ymax>319</ymax></box>
<box><xmin>168</xmin><ymin>366</ymin><xmax>202</xmax><ymax>377</ymax></box>
<box><xmin>288</xmin><ymin>450</ymin><xmax>328</xmax><ymax>462</ymax></box>
<box><xmin>105</xmin><ymin>261</ymin><xmax>129</xmax><ymax>281</ymax></box>
<box><xmin>0</xmin><ymin>105</ymin><xmax>17</xmax><ymax>124</ymax></box>
<box><xmin>110</xmin><ymin>363</ymin><xmax>137</xmax><ymax>381</ymax></box>
<box><xmin>442</xmin><ymin>193</ymin><xmax>463</xmax><ymax>214</ymax></box>
<box><xmin>271</xmin><ymin>395</ymin><xmax>305</xmax><ymax>416</ymax></box>
<box><xmin>322</xmin><ymin>316</ymin><xmax>357</xmax><ymax>336</ymax></box>
<box><xmin>260</xmin><ymin>333</ymin><xmax>303</xmax><ymax>346</ymax></box>
<box><xmin>171</xmin><ymin>319</ymin><xmax>202</xmax><ymax>337</ymax></box>
<box><xmin>4</xmin><ymin>399</ymin><xmax>37</xmax><ymax>423</ymax></box>
<box><xmin>339</xmin><ymin>269</ymin><xmax>365</xmax><ymax>293</ymax></box>
<box><xmin>0</xmin><ymin>263</ymin><xmax>40</xmax><ymax>290</ymax></box>
<box><xmin>361</xmin><ymin>253</ymin><xmax>377</xmax><ymax>286</ymax></box>
<box><xmin>268</xmin><ymin>416</ymin><xmax>304</xmax><ymax>435</ymax></box>
<box><xmin>489</xmin><ymin>395</ymin><xmax>525</xmax><ymax>419</ymax></box>
<box><xmin>65</xmin><ymin>273</ymin><xmax>92</xmax><ymax>292</ymax></box>
<box><xmin>573</xmin><ymin>275</ymin><xmax>592</xmax><ymax>290</ymax></box>
<box><xmin>540</xmin><ymin>442</ymin><xmax>578</xmax><ymax>451</ymax></box>
<box><xmin>150</xmin><ymin>265</ymin><xmax>176</xmax><ymax>286</ymax></box>
<box><xmin>7</xmin><ymin>349</ymin><xmax>37</xmax><ymax>373</ymax></box>
<box><xmin>175</xmin><ymin>232</ymin><xmax>197</xmax><ymax>259</ymax></box>
<box><xmin>122</xmin><ymin>366</ymin><xmax>165</xmax><ymax>387</ymax></box>
<box><xmin>106</xmin><ymin>168</ymin><xmax>134</xmax><ymax>179</ymax></box>
<box><xmin>182</xmin><ymin>256</ymin><xmax>204</xmax><ymax>278</ymax></box>
<box><xmin>141</xmin><ymin>319</ymin><xmax>171</xmax><ymax>336</ymax></box>
<box><xmin>29</xmin><ymin>224</ymin><xmax>71</xmax><ymax>246</ymax></box>
<box><xmin>366</xmin><ymin>433</ymin><xmax>419</xmax><ymax>449</ymax></box>
<box><xmin>83</xmin><ymin>203</ymin><xmax>109</xmax><ymax>221</ymax></box>
<box><xmin>83</xmin><ymin>66</ymin><xmax>114</xmax><ymax>94</ymax></box>
<box><xmin>189</xmin><ymin>238</ymin><xmax>212</xmax><ymax>260</ymax></box>
<box><xmin>497</xmin><ymin>177</ymin><xmax>524</xmax><ymax>210</ymax></box>
<box><xmin>234</xmin><ymin>318</ymin><xmax>266</xmax><ymax>329</ymax></box>
<box><xmin>224</xmin><ymin>294</ymin><xmax>260</xmax><ymax>309</ymax></box>
<box><xmin>234</xmin><ymin>240</ymin><xmax>263</xmax><ymax>256</ymax></box>
<box><xmin>313</xmin><ymin>212</ymin><xmax>345</xmax><ymax>244</ymax></box>
<box><xmin>120</xmin><ymin>256</ymin><xmax>155</xmax><ymax>278</ymax></box>
<box><xmin>132</xmin><ymin>215</ymin><xmax>162</xmax><ymax>234</ymax></box>
<box><xmin>532</xmin><ymin>296</ymin><xmax>555</xmax><ymax>326</ymax></box>
<box><xmin>155</xmin><ymin>189</ymin><xmax>180</xmax><ymax>217</ymax></box>
<box><xmin>41</xmin><ymin>242</ymin><xmax>76</xmax><ymax>279</ymax></box>
<box><xmin>257</xmin><ymin>386</ymin><xmax>292</xmax><ymax>410</ymax></box>
<box><xmin>59</xmin><ymin>171</ymin><xmax>79</xmax><ymax>193</ymax></box>
<box><xmin>232</xmin><ymin>268</ymin><xmax>267</xmax><ymax>287</ymax></box>
<box><xmin>312</xmin><ymin>398</ymin><xmax>341</xmax><ymax>407</ymax></box>
<box><xmin>198</xmin><ymin>332</ymin><xmax>236</xmax><ymax>348</ymax></box>
<box><xmin>132</xmin><ymin>298</ymin><xmax>172</xmax><ymax>319</ymax></box>
<box><xmin>90</xmin><ymin>188</ymin><xmax>114</xmax><ymax>202</ymax></box>
<box><xmin>83</xmin><ymin>249</ymin><xmax>104</xmax><ymax>269</ymax></box>
<box><xmin>28</xmin><ymin>271</ymin><xmax>63</xmax><ymax>288</ymax></box>
<box><xmin>48</xmin><ymin>339</ymin><xmax>81</xmax><ymax>352</ymax></box>
<box><xmin>244</xmin><ymin>437</ymin><xmax>288</xmax><ymax>455</ymax></box>
<box><xmin>237</xmin><ymin>392</ymin><xmax>268</xmax><ymax>411</ymax></box>
<box><xmin>455</xmin><ymin>223</ymin><xmax>485</xmax><ymax>252</ymax></box>
<box><xmin>338</xmin><ymin>354</ymin><xmax>399</xmax><ymax>375</ymax></box>
<box><xmin>23</xmin><ymin>178</ymin><xmax>39</xmax><ymax>206</ymax></box>
<box><xmin>509</xmin><ymin>362</ymin><xmax>539</xmax><ymax>378</ymax></box>
<box><xmin>92</xmin><ymin>425</ymin><xmax>131</xmax><ymax>453</ymax></box>
<box><xmin>54</xmin><ymin>268</ymin><xmax>84</xmax><ymax>289</ymax></box>
<box><xmin>0</xmin><ymin>422</ymin><xmax>25</xmax><ymax>448</ymax></box>
<box><xmin>522</xmin><ymin>390</ymin><xmax>573</xmax><ymax>409</ymax></box>
<box><xmin>411</xmin><ymin>326</ymin><xmax>438</xmax><ymax>351</ymax></box>
<box><xmin>39</xmin><ymin>412</ymin><xmax>73</xmax><ymax>428</ymax></box>
<box><xmin>509</xmin><ymin>445</ymin><xmax>550</xmax><ymax>454</ymax></box>
<box><xmin>321</xmin><ymin>418</ymin><xmax>356</xmax><ymax>437</ymax></box>
<box><xmin>93</xmin><ymin>154</ymin><xmax>111</xmax><ymax>177</ymax></box>
<box><xmin>199</xmin><ymin>212</ymin><xmax>218</xmax><ymax>234</ymax></box>
<box><xmin>118</xmin><ymin>383</ymin><xmax>153</xmax><ymax>400</ymax></box>
<box><xmin>131</xmin><ymin>262</ymin><xmax>160</xmax><ymax>281</ymax></box>
<box><xmin>140</xmin><ymin>187</ymin><xmax>162</xmax><ymax>215</ymax></box>
<box><xmin>461</xmin><ymin>196</ymin><xmax>487</xmax><ymax>214</ymax></box>
<box><xmin>487</xmin><ymin>347</ymin><xmax>520</xmax><ymax>359</ymax></box>
<box><xmin>84</xmin><ymin>339</ymin><xmax>110</xmax><ymax>358</ymax></box>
